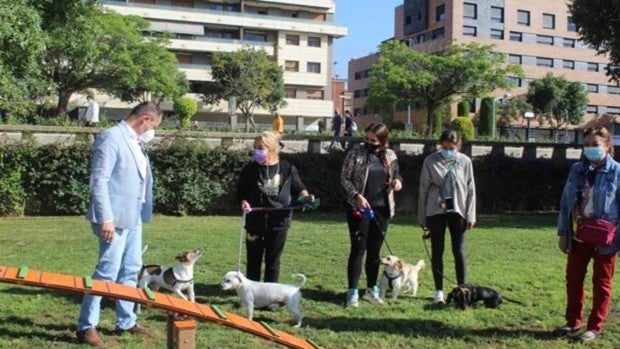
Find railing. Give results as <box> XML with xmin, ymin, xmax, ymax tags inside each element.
<box><xmin>0</xmin><ymin>125</ymin><xmax>587</xmax><ymax>160</ymax></box>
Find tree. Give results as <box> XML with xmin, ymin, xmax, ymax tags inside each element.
<box><xmin>32</xmin><ymin>0</ymin><xmax>186</xmax><ymax>113</ymax></box>
<box><xmin>173</xmin><ymin>97</ymin><xmax>198</xmax><ymax>128</ymax></box>
<box><xmin>0</xmin><ymin>0</ymin><xmax>49</xmax><ymax>119</ymax></box>
<box><xmin>204</xmin><ymin>47</ymin><xmax>285</xmax><ymax>132</ymax></box>
<box><xmin>367</xmin><ymin>40</ymin><xmax>522</xmax><ymax>135</ymax></box>
<box><xmin>497</xmin><ymin>95</ymin><xmax>532</xmax><ymax>126</ymax></box>
<box><xmin>570</xmin><ymin>0</ymin><xmax>620</xmax><ymax>83</ymax></box>
<box><xmin>526</xmin><ymin>73</ymin><xmax>588</xmax><ymax>129</ymax></box>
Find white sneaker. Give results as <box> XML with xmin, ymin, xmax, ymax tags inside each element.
<box><xmin>346</xmin><ymin>289</ymin><xmax>359</xmax><ymax>308</ymax></box>
<box><xmin>362</xmin><ymin>286</ymin><xmax>384</xmax><ymax>305</ymax></box>
<box><xmin>580</xmin><ymin>330</ymin><xmax>600</xmax><ymax>342</ymax></box>
<box><xmin>433</xmin><ymin>290</ymin><xmax>445</xmax><ymax>304</ymax></box>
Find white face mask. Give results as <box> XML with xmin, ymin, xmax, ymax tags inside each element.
<box><xmin>138</xmin><ymin>129</ymin><xmax>155</xmax><ymax>144</ymax></box>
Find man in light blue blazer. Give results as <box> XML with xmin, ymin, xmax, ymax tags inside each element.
<box><xmin>77</xmin><ymin>102</ymin><xmax>162</xmax><ymax>347</ymax></box>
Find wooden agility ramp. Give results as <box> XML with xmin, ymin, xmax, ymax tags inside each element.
<box><xmin>0</xmin><ymin>265</ymin><xmax>321</xmax><ymax>349</ymax></box>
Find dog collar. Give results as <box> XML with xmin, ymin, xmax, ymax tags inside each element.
<box><xmin>383</xmin><ymin>270</ymin><xmax>404</xmax><ymax>289</ymax></box>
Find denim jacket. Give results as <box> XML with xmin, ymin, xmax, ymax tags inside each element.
<box><xmin>557</xmin><ymin>154</ymin><xmax>620</xmax><ymax>254</ymax></box>
<box><xmin>340</xmin><ymin>144</ymin><xmax>402</xmax><ymax>218</ymax></box>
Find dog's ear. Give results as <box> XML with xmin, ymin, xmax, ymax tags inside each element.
<box><xmin>396</xmin><ymin>259</ymin><xmax>403</xmax><ymax>270</ymax></box>
<box><xmin>457</xmin><ymin>288</ymin><xmax>468</xmax><ymax>309</ymax></box>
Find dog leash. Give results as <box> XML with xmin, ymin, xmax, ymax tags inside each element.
<box><xmin>420</xmin><ymin>227</ymin><xmax>460</xmax><ymax>288</ymax></box>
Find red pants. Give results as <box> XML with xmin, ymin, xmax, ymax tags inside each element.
<box><xmin>565</xmin><ymin>241</ymin><xmax>617</xmax><ymax>332</ymax></box>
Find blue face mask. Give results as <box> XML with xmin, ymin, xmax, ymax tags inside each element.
<box><xmin>252</xmin><ymin>149</ymin><xmax>268</xmax><ymax>164</ymax></box>
<box><xmin>583</xmin><ymin>146</ymin><xmax>605</xmax><ymax>162</ymax></box>
<box><xmin>440</xmin><ymin>149</ymin><xmax>457</xmax><ymax>159</ymax></box>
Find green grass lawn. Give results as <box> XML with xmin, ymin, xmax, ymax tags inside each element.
<box><xmin>0</xmin><ymin>213</ymin><xmax>619</xmax><ymax>348</ymax></box>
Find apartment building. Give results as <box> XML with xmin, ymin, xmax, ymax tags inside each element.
<box><xmin>100</xmin><ymin>0</ymin><xmax>346</xmax><ymax>128</ymax></box>
<box><xmin>349</xmin><ymin>0</ymin><xmax>620</xmax><ymax>126</ymax></box>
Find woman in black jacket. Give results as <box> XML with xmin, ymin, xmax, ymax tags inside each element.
<box><xmin>237</xmin><ymin>131</ymin><xmax>313</xmax><ymax>282</ymax></box>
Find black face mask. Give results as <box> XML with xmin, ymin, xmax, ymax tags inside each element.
<box><xmin>365</xmin><ymin>142</ymin><xmax>380</xmax><ymax>153</ymax></box>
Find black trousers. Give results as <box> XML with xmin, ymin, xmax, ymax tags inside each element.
<box><xmin>246</xmin><ymin>228</ymin><xmax>288</xmax><ymax>282</ymax></box>
<box><xmin>346</xmin><ymin>206</ymin><xmax>390</xmax><ymax>289</ymax></box>
<box><xmin>427</xmin><ymin>213</ymin><xmax>467</xmax><ymax>291</ymax></box>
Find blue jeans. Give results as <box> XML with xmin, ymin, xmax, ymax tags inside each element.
<box><xmin>77</xmin><ymin>220</ymin><xmax>143</xmax><ymax>331</ymax></box>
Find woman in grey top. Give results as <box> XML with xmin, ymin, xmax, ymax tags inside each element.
<box><xmin>418</xmin><ymin>129</ymin><xmax>476</xmax><ymax>304</ymax></box>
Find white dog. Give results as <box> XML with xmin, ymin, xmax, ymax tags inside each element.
<box><xmin>136</xmin><ymin>248</ymin><xmax>203</xmax><ymax>312</ymax></box>
<box><xmin>378</xmin><ymin>255</ymin><xmax>425</xmax><ymax>301</ymax></box>
<box><xmin>220</xmin><ymin>271</ymin><xmax>306</xmax><ymax>327</ymax></box>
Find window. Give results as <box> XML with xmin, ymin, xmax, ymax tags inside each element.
<box><xmin>587</xmin><ymin>62</ymin><xmax>599</xmax><ymax>72</ymax></box>
<box><xmin>244</xmin><ymin>31</ymin><xmax>267</xmax><ymax>42</ymax></box>
<box><xmin>508</xmin><ymin>54</ymin><xmax>522</xmax><ymax>64</ymax></box>
<box><xmin>285</xmin><ymin>34</ymin><xmax>299</xmax><ymax>45</ymax></box>
<box><xmin>354</xmin><ymin>90</ymin><xmax>362</xmax><ymax>98</ymax></box>
<box><xmin>536</xmin><ymin>57</ymin><xmax>553</xmax><ymax>67</ymax></box>
<box><xmin>587</xmin><ymin>84</ymin><xmax>599</xmax><ymax>93</ymax></box>
<box><xmin>353</xmin><ymin>108</ymin><xmax>363</xmax><ymax>116</ymax></box>
<box><xmin>517</xmin><ymin>10</ymin><xmax>530</xmax><ymax>25</ymax></box>
<box><xmin>543</xmin><ymin>13</ymin><xmax>555</xmax><ymax>29</ymax></box>
<box><xmin>405</xmin><ymin>15</ymin><xmax>412</xmax><ymax>25</ymax></box>
<box><xmin>491</xmin><ymin>6</ymin><xmax>504</xmax><ymax>23</ymax></box>
<box><xmin>563</xmin><ymin>38</ymin><xmax>575</xmax><ymax>48</ymax></box>
<box><xmin>567</xmin><ymin>17</ymin><xmax>578</xmax><ymax>32</ymax></box>
<box><xmin>508</xmin><ymin>76</ymin><xmax>522</xmax><ymax>87</ymax></box>
<box><xmin>463</xmin><ymin>25</ymin><xmax>477</xmax><ymax>37</ymax></box>
<box><xmin>307</xmin><ymin>62</ymin><xmax>321</xmax><ymax>73</ymax></box>
<box><xmin>436</xmin><ymin>5</ymin><xmax>446</xmax><ymax>22</ymax></box>
<box><xmin>608</xmin><ymin>106</ymin><xmax>620</xmax><ymax>115</ymax></box>
<box><xmin>463</xmin><ymin>3</ymin><xmax>477</xmax><ymax>19</ymax></box>
<box><xmin>491</xmin><ymin>29</ymin><xmax>504</xmax><ymax>40</ymax></box>
<box><xmin>284</xmin><ymin>60</ymin><xmax>299</xmax><ymax>72</ymax></box>
<box><xmin>537</xmin><ymin>35</ymin><xmax>554</xmax><ymax>45</ymax></box>
<box><xmin>354</xmin><ymin>71</ymin><xmax>362</xmax><ymax>80</ymax></box>
<box><xmin>563</xmin><ymin>60</ymin><xmax>575</xmax><ymax>70</ymax></box>
<box><xmin>609</xmin><ymin>85</ymin><xmax>620</xmax><ymax>94</ymax></box>
<box><xmin>285</xmin><ymin>87</ymin><xmax>297</xmax><ymax>98</ymax></box>
<box><xmin>307</xmin><ymin>36</ymin><xmax>321</xmax><ymax>47</ymax></box>
<box><xmin>306</xmin><ymin>89</ymin><xmax>324</xmax><ymax>100</ymax></box>
<box><xmin>432</xmin><ymin>27</ymin><xmax>445</xmax><ymax>39</ymax></box>
<box><xmin>509</xmin><ymin>31</ymin><xmax>523</xmax><ymax>42</ymax></box>
<box><xmin>587</xmin><ymin>105</ymin><xmax>598</xmax><ymax>114</ymax></box>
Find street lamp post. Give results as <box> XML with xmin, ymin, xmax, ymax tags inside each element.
<box><xmin>524</xmin><ymin>111</ymin><xmax>534</xmax><ymax>142</ymax></box>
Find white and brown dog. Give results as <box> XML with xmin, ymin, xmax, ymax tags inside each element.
<box><xmin>378</xmin><ymin>255</ymin><xmax>425</xmax><ymax>301</ymax></box>
<box><xmin>220</xmin><ymin>271</ymin><xmax>306</xmax><ymax>327</ymax></box>
<box><xmin>136</xmin><ymin>248</ymin><xmax>203</xmax><ymax>312</ymax></box>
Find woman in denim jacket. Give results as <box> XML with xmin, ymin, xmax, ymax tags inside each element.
<box><xmin>340</xmin><ymin>122</ymin><xmax>403</xmax><ymax>307</ymax></box>
<box><xmin>555</xmin><ymin>127</ymin><xmax>620</xmax><ymax>342</ymax></box>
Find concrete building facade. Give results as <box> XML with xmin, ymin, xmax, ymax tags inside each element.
<box><xmin>100</xmin><ymin>0</ymin><xmax>346</xmax><ymax>129</ymax></box>
<box><xmin>349</xmin><ymin>0</ymin><xmax>620</xmax><ymax>129</ymax></box>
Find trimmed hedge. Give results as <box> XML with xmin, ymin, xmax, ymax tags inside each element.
<box><xmin>0</xmin><ymin>139</ymin><xmax>574</xmax><ymax>216</ymax></box>
<box><xmin>450</xmin><ymin>117</ymin><xmax>475</xmax><ymax>142</ymax></box>
<box><xmin>457</xmin><ymin>100</ymin><xmax>470</xmax><ymax>117</ymax></box>
<box><xmin>478</xmin><ymin>97</ymin><xmax>495</xmax><ymax>137</ymax></box>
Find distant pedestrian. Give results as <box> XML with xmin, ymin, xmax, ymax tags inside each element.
<box><xmin>329</xmin><ymin>110</ymin><xmax>344</xmax><ymax>150</ymax></box>
<box><xmin>84</xmin><ymin>91</ymin><xmax>100</xmax><ymax>127</ymax></box>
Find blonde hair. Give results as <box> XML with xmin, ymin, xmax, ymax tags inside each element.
<box><xmin>258</xmin><ymin>130</ymin><xmax>281</xmax><ymax>154</ymax></box>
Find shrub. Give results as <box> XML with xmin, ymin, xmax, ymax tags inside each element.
<box><xmin>457</xmin><ymin>100</ymin><xmax>471</xmax><ymax>117</ymax></box>
<box><xmin>478</xmin><ymin>97</ymin><xmax>495</xmax><ymax>137</ymax></box>
<box><xmin>389</xmin><ymin>121</ymin><xmax>406</xmax><ymax>131</ymax></box>
<box><xmin>173</xmin><ymin>97</ymin><xmax>198</xmax><ymax>129</ymax></box>
<box><xmin>450</xmin><ymin>117</ymin><xmax>474</xmax><ymax>141</ymax></box>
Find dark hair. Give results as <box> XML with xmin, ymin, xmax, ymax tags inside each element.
<box><xmin>439</xmin><ymin>129</ymin><xmax>460</xmax><ymax>144</ymax></box>
<box><xmin>584</xmin><ymin>126</ymin><xmax>614</xmax><ymax>156</ymax></box>
<box><xmin>128</xmin><ymin>101</ymin><xmax>163</xmax><ymax>120</ymax></box>
<box><xmin>365</xmin><ymin>122</ymin><xmax>392</xmax><ymax>183</ymax></box>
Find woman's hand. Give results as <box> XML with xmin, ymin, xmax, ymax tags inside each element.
<box><xmin>466</xmin><ymin>222</ymin><xmax>476</xmax><ymax>230</ymax></box>
<box><xmin>355</xmin><ymin>194</ymin><xmax>370</xmax><ymax>209</ymax></box>
<box><xmin>100</xmin><ymin>222</ymin><xmax>115</xmax><ymax>243</ymax></box>
<box><xmin>558</xmin><ymin>236</ymin><xmax>569</xmax><ymax>254</ymax></box>
<box><xmin>391</xmin><ymin>179</ymin><xmax>403</xmax><ymax>192</ymax></box>
<box><xmin>241</xmin><ymin>200</ymin><xmax>252</xmax><ymax>213</ymax></box>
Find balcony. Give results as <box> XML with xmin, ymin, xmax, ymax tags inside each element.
<box><xmin>178</xmin><ymin>63</ymin><xmax>212</xmax><ymax>81</ymax></box>
<box><xmin>102</xmin><ymin>1</ymin><xmax>347</xmax><ymax>37</ymax></box>
<box><xmin>168</xmin><ymin>38</ymin><xmax>275</xmax><ymax>55</ymax></box>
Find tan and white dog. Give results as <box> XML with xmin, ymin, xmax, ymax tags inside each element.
<box><xmin>136</xmin><ymin>248</ymin><xmax>203</xmax><ymax>313</ymax></box>
<box><xmin>220</xmin><ymin>271</ymin><xmax>306</xmax><ymax>327</ymax></box>
<box><xmin>378</xmin><ymin>255</ymin><xmax>425</xmax><ymax>301</ymax></box>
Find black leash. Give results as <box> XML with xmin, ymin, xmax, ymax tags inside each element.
<box><xmin>421</xmin><ymin>227</ymin><xmax>459</xmax><ymax>288</ymax></box>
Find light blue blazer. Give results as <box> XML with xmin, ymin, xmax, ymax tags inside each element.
<box><xmin>85</xmin><ymin>123</ymin><xmax>153</xmax><ymax>229</ymax></box>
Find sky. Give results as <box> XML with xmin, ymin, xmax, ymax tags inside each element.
<box><xmin>332</xmin><ymin>0</ymin><xmax>403</xmax><ymax>79</ymax></box>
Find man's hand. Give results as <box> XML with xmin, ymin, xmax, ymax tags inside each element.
<box><xmin>558</xmin><ymin>236</ymin><xmax>569</xmax><ymax>254</ymax></box>
<box><xmin>101</xmin><ymin>221</ymin><xmax>115</xmax><ymax>243</ymax></box>
<box><xmin>241</xmin><ymin>200</ymin><xmax>252</xmax><ymax>213</ymax></box>
<box><xmin>391</xmin><ymin>179</ymin><xmax>402</xmax><ymax>192</ymax></box>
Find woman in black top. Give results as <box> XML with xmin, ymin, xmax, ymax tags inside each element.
<box><xmin>237</xmin><ymin>131</ymin><xmax>313</xmax><ymax>282</ymax></box>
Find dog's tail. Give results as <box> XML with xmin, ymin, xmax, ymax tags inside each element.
<box><xmin>502</xmin><ymin>296</ymin><xmax>524</xmax><ymax>306</ymax></box>
<box><xmin>292</xmin><ymin>273</ymin><xmax>307</xmax><ymax>288</ymax></box>
<box><xmin>414</xmin><ymin>259</ymin><xmax>425</xmax><ymax>270</ymax></box>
